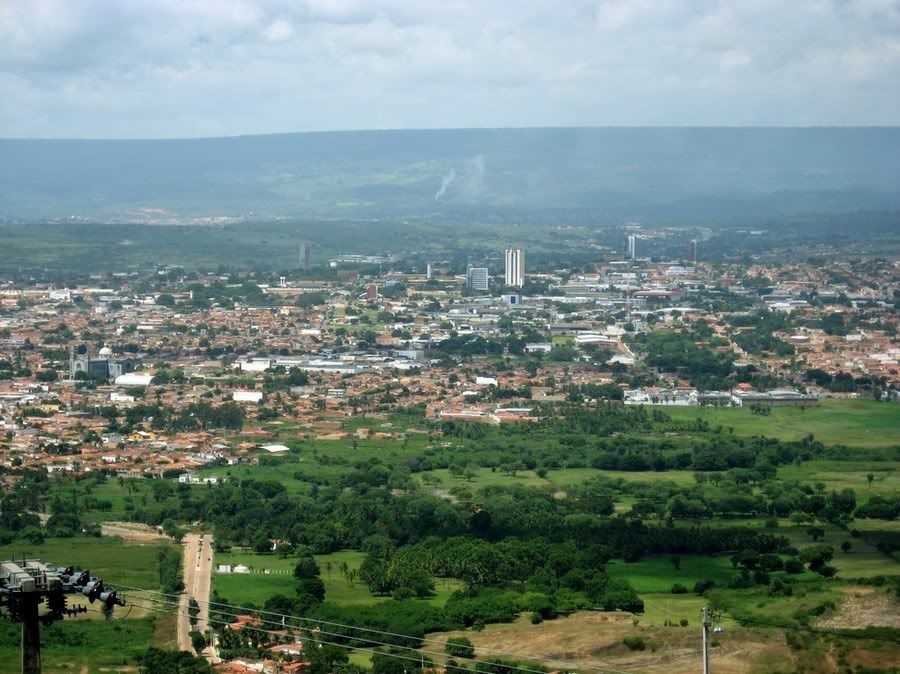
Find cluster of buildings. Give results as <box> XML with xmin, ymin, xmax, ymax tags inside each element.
<box><xmin>0</xmin><ymin>240</ymin><xmax>894</xmax><ymax>476</ymax></box>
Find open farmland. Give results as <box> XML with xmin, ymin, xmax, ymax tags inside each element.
<box><xmin>666</xmin><ymin>400</ymin><xmax>900</xmax><ymax>448</ymax></box>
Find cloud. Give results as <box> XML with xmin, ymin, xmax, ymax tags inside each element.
<box><xmin>263</xmin><ymin>18</ymin><xmax>294</xmax><ymax>43</ymax></box>
<box><xmin>0</xmin><ymin>0</ymin><xmax>898</xmax><ymax>137</ymax></box>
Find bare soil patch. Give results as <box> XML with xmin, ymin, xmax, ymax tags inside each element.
<box><xmin>816</xmin><ymin>586</ymin><xmax>900</xmax><ymax>629</ymax></box>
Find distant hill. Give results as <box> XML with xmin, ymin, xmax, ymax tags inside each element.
<box><xmin>1</xmin><ymin>127</ymin><xmax>898</xmax><ymax>222</ymax></box>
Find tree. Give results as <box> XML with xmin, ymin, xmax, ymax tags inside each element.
<box><xmin>446</xmin><ymin>636</ymin><xmax>476</xmax><ymax>659</ymax></box>
<box><xmin>669</xmin><ymin>555</ymin><xmax>681</xmax><ymax>571</ymax></box>
<box><xmin>293</xmin><ymin>556</ymin><xmax>321</xmax><ymax>579</ymax></box>
<box><xmin>158</xmin><ymin>547</ymin><xmax>184</xmax><ymax>594</ymax></box>
<box><xmin>162</xmin><ymin>518</ymin><xmax>185</xmax><ymax>542</ymax></box>
<box><xmin>806</xmin><ymin>526</ymin><xmax>825</xmax><ymax>542</ymax></box>
<box><xmin>840</xmin><ymin>541</ymin><xmax>852</xmax><ymax>553</ymax></box>
<box><xmin>799</xmin><ymin>544</ymin><xmax>834</xmax><ymax>572</ymax></box>
<box><xmin>297</xmin><ymin>576</ymin><xmax>326</xmax><ymax>603</ymax></box>
<box><xmin>189</xmin><ymin>630</ymin><xmax>207</xmax><ymax>653</ymax></box>
<box><xmin>138</xmin><ymin>648</ymin><xmax>212</xmax><ymax>674</ymax></box>
<box><xmin>373</xmin><ymin>650</ymin><xmax>417</xmax><ymax>674</ymax></box>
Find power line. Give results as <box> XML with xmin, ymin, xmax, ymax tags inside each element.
<box><xmin>115</xmin><ymin>583</ymin><xmax>639</xmax><ymax>674</ymax></box>
<box><xmin>126</xmin><ymin>598</ymin><xmax>591</xmax><ymax>674</ymax></box>
<box><xmin>646</xmin><ymin>597</ymin><xmax>899</xmax><ymax>645</ymax></box>
<box><xmin>726</xmin><ymin>614</ymin><xmax>900</xmax><ymax>644</ymax></box>
<box><xmin>127</xmin><ymin>595</ymin><xmax>616</xmax><ymax>674</ymax></box>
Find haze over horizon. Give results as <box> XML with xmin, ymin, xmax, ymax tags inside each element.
<box><xmin>2</xmin><ymin>0</ymin><xmax>900</xmax><ymax>139</ymax></box>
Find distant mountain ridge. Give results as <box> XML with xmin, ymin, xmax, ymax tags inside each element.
<box><xmin>1</xmin><ymin>127</ymin><xmax>898</xmax><ymax>222</ymax></box>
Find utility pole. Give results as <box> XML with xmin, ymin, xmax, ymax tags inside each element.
<box><xmin>701</xmin><ymin>606</ymin><xmax>712</xmax><ymax>674</ymax></box>
<box><xmin>1</xmin><ymin>559</ymin><xmax>126</xmax><ymax>674</ymax></box>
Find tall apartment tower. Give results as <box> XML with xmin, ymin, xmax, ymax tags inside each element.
<box><xmin>466</xmin><ymin>266</ymin><xmax>489</xmax><ymax>292</ymax></box>
<box><xmin>688</xmin><ymin>239</ymin><xmax>698</xmax><ymax>264</ymax></box>
<box><xmin>504</xmin><ymin>247</ymin><xmax>525</xmax><ymax>287</ymax></box>
<box><xmin>626</xmin><ymin>234</ymin><xmax>637</xmax><ymax>260</ymax></box>
<box><xmin>300</xmin><ymin>242</ymin><xmax>311</xmax><ymax>271</ymax></box>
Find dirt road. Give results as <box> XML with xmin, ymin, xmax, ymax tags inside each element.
<box><xmin>178</xmin><ymin>533</ymin><xmax>213</xmax><ymax>654</ymax></box>
<box><xmin>100</xmin><ymin>521</ymin><xmax>169</xmax><ymax>542</ymax></box>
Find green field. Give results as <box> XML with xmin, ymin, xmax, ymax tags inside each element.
<box><xmin>667</xmin><ymin>399</ymin><xmax>900</xmax><ymax>447</ymax></box>
<box><xmin>49</xmin><ymin>475</ymin><xmax>200</xmax><ymax>523</ymax></box>
<box><xmin>416</xmin><ymin>466</ymin><xmax>698</xmax><ymax>494</ymax></box>
<box><xmin>0</xmin><ymin>538</ymin><xmax>173</xmax><ymax>672</ymax></box>
<box><xmin>196</xmin><ymin>433</ymin><xmax>431</xmax><ymax>487</ymax></box>
<box><xmin>0</xmin><ymin>617</ymin><xmax>158</xmax><ymax>674</ymax></box>
<box><xmin>664</xmin><ymin>521</ymin><xmax>899</xmax><ymax>579</ymax></box>
<box><xmin>0</xmin><ymin>536</ymin><xmax>174</xmax><ymax>590</ymax></box>
<box><xmin>214</xmin><ymin>549</ymin><xmax>462</xmax><ymax>607</ymax></box>
<box><xmin>606</xmin><ymin>555</ymin><xmax>737</xmax><ymax>594</ymax></box>
<box><xmin>640</xmin><ymin>593</ymin><xmax>735</xmax><ymax>627</ymax></box>
<box><xmin>777</xmin><ymin>460</ymin><xmax>899</xmax><ymax>502</ymax></box>
<box><xmin>709</xmin><ymin>584</ymin><xmax>845</xmax><ymax>626</ymax></box>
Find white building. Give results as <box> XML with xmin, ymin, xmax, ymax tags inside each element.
<box><xmin>232</xmin><ymin>390</ymin><xmax>263</xmax><ymax>403</ymax></box>
<box><xmin>504</xmin><ymin>247</ymin><xmax>525</xmax><ymax>287</ymax></box>
<box><xmin>113</xmin><ymin>373</ymin><xmax>156</xmax><ymax>387</ymax></box>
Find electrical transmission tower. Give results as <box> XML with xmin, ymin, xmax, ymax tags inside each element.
<box><xmin>1</xmin><ymin>559</ymin><xmax>126</xmax><ymax>674</ymax></box>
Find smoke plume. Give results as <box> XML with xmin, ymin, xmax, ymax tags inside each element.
<box><xmin>434</xmin><ymin>169</ymin><xmax>457</xmax><ymax>200</ymax></box>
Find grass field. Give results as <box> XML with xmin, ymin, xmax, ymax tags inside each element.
<box><xmin>665</xmin><ymin>520</ymin><xmax>899</xmax><ymax>579</ymax></box>
<box><xmin>777</xmin><ymin>460</ymin><xmax>899</xmax><ymax>501</ymax></box>
<box><xmin>607</xmin><ymin>555</ymin><xmax>737</xmax><ymax>593</ymax></box>
<box><xmin>640</xmin><ymin>593</ymin><xmax>738</xmax><ymax>627</ymax></box>
<box><xmin>0</xmin><ymin>536</ymin><xmax>174</xmax><ymax>590</ymax></box>
<box><xmin>49</xmin><ymin>475</ymin><xmax>200</xmax><ymax>523</ymax></box>
<box><xmin>709</xmin><ymin>584</ymin><xmax>845</xmax><ymax>626</ymax></box>
<box><xmin>214</xmin><ymin>549</ymin><xmax>462</xmax><ymax>607</ymax></box>
<box><xmin>666</xmin><ymin>399</ymin><xmax>900</xmax><ymax>447</ymax></box>
<box><xmin>0</xmin><ymin>616</ymin><xmax>157</xmax><ymax>674</ymax></box>
<box><xmin>416</xmin><ymin>466</ymin><xmax>698</xmax><ymax>494</ymax></box>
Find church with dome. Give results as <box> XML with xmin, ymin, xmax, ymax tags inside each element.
<box><xmin>69</xmin><ymin>346</ymin><xmax>138</xmax><ymax>380</ymax></box>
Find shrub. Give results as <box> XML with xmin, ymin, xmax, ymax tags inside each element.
<box><xmin>694</xmin><ymin>579</ymin><xmax>717</xmax><ymax>595</ymax></box>
<box><xmin>623</xmin><ymin>637</ymin><xmax>646</xmax><ymax>652</ymax></box>
<box><xmin>671</xmin><ymin>584</ymin><xmax>688</xmax><ymax>594</ymax></box>
<box><xmin>446</xmin><ymin>637</ymin><xmax>475</xmax><ymax>659</ymax></box>
<box><xmin>784</xmin><ymin>558</ymin><xmax>804</xmax><ymax>574</ymax></box>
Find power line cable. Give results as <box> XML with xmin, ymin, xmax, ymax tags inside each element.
<box><xmin>115</xmin><ymin>583</ymin><xmax>639</xmax><ymax>674</ymax></box>
<box><xmin>128</xmin><ymin>595</ymin><xmax>619</xmax><ymax>674</ymax></box>
<box><xmin>126</xmin><ymin>598</ymin><xmax>599</xmax><ymax>674</ymax></box>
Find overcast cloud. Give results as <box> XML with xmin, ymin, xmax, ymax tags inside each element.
<box><xmin>1</xmin><ymin>0</ymin><xmax>899</xmax><ymax>138</ymax></box>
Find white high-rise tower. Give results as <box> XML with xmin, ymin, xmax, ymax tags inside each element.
<box><xmin>504</xmin><ymin>247</ymin><xmax>525</xmax><ymax>287</ymax></box>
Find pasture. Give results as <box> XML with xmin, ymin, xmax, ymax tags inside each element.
<box><xmin>0</xmin><ymin>536</ymin><xmax>174</xmax><ymax>590</ymax></box>
<box><xmin>666</xmin><ymin>399</ymin><xmax>900</xmax><ymax>448</ymax></box>
<box><xmin>0</xmin><ymin>617</ymin><xmax>157</xmax><ymax>674</ymax></box>
<box><xmin>415</xmin><ymin>466</ymin><xmax>698</xmax><ymax>495</ymax></box>
<box><xmin>777</xmin><ymin>460</ymin><xmax>899</xmax><ymax>502</ymax></box>
<box><xmin>606</xmin><ymin>555</ymin><xmax>736</xmax><ymax>594</ymax></box>
<box><xmin>213</xmin><ymin>549</ymin><xmax>463</xmax><ymax>607</ymax></box>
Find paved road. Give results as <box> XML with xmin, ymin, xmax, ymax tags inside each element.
<box><xmin>178</xmin><ymin>533</ymin><xmax>213</xmax><ymax>655</ymax></box>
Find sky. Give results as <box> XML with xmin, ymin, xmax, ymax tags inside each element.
<box><xmin>1</xmin><ymin>0</ymin><xmax>899</xmax><ymax>139</ymax></box>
